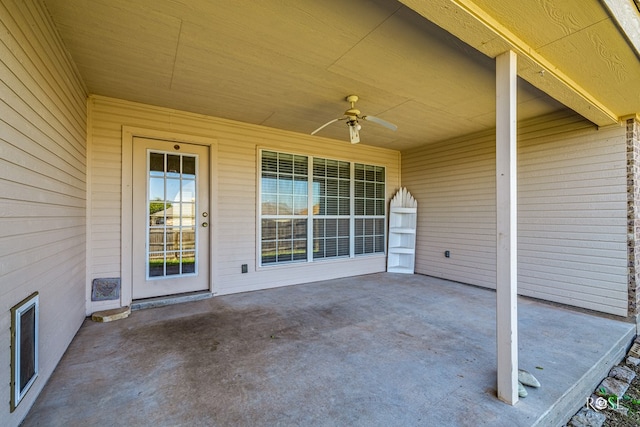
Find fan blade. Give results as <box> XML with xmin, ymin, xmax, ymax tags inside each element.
<box><xmin>311</xmin><ymin>118</ymin><xmax>343</xmax><ymax>135</ymax></box>
<box><xmin>362</xmin><ymin>115</ymin><xmax>398</xmax><ymax>131</ymax></box>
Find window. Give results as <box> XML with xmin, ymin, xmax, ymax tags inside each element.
<box><xmin>261</xmin><ymin>151</ymin><xmax>309</xmax><ymax>264</ymax></box>
<box><xmin>354</xmin><ymin>163</ymin><xmax>386</xmax><ymax>255</ymax></box>
<box><xmin>313</xmin><ymin>158</ymin><xmax>351</xmax><ymax>259</ymax></box>
<box><xmin>260</xmin><ymin>150</ymin><xmax>385</xmax><ymax>266</ymax></box>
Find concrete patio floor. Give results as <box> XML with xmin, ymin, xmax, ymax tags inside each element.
<box><xmin>23</xmin><ymin>273</ymin><xmax>635</xmax><ymax>427</ymax></box>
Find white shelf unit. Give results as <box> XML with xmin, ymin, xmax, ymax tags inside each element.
<box><xmin>387</xmin><ymin>188</ymin><xmax>417</xmax><ymax>274</ymax></box>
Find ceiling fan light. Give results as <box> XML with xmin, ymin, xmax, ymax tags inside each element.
<box><xmin>349</xmin><ymin>122</ymin><xmax>360</xmax><ymax>144</ymax></box>
<box><xmin>311</xmin><ymin>95</ymin><xmax>396</xmax><ymax>143</ymax></box>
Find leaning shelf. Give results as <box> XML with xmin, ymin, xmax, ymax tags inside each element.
<box><xmin>387</xmin><ymin>187</ymin><xmax>417</xmax><ymax>274</ymax></box>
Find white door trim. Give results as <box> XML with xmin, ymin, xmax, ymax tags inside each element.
<box><xmin>121</xmin><ymin>126</ymin><xmax>218</xmax><ymax>306</ymax></box>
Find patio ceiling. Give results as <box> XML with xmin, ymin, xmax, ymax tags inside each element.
<box><xmin>43</xmin><ymin>0</ymin><xmax>640</xmax><ymax>150</ymax></box>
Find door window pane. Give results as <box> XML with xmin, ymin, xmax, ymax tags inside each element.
<box><xmin>167</xmin><ymin>155</ymin><xmax>180</xmax><ymax>176</ymax></box>
<box><xmin>182</xmin><ymin>251</ymin><xmax>195</xmax><ymax>274</ymax></box>
<box><xmin>149</xmin><ymin>252</ymin><xmax>165</xmax><ymax>277</ymax></box>
<box><xmin>150</xmin><ymin>152</ymin><xmax>164</xmax><ymax>175</ymax></box>
<box><xmin>146</xmin><ymin>151</ymin><xmax>198</xmax><ymax>278</ymax></box>
<box><xmin>183</xmin><ymin>157</ymin><xmax>196</xmax><ymax>177</ymax></box>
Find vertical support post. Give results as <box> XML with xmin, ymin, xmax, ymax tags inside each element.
<box><xmin>496</xmin><ymin>50</ymin><xmax>518</xmax><ymax>405</ymax></box>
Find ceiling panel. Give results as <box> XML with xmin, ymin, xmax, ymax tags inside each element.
<box><xmin>42</xmin><ymin>0</ymin><xmax>638</xmax><ymax>149</ymax></box>
<box><xmin>45</xmin><ymin>0</ymin><xmax>182</xmax><ymax>93</ymax></box>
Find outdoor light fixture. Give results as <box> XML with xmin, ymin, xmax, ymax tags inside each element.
<box><xmin>348</xmin><ymin>119</ymin><xmax>361</xmax><ymax>144</ymax></box>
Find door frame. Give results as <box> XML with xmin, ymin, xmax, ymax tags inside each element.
<box><xmin>121</xmin><ymin>126</ymin><xmax>218</xmax><ymax>306</ymax></box>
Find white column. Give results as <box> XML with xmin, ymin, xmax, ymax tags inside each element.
<box><xmin>496</xmin><ymin>50</ymin><xmax>518</xmax><ymax>405</ymax></box>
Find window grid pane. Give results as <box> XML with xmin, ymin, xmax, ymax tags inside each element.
<box><xmin>313</xmin><ymin>158</ymin><xmax>351</xmax><ymax>260</ymax></box>
<box><xmin>147</xmin><ymin>151</ymin><xmax>198</xmax><ymax>278</ymax></box>
<box><xmin>313</xmin><ymin>218</ymin><xmax>350</xmax><ymax>259</ymax></box>
<box><xmin>354</xmin><ymin>163</ymin><xmax>386</xmax><ymax>256</ymax></box>
<box><xmin>261</xmin><ymin>151</ymin><xmax>308</xmax><ymax>265</ymax></box>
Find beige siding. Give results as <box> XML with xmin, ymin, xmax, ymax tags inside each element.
<box><xmin>518</xmin><ymin>122</ymin><xmax>627</xmax><ymax>315</ymax></box>
<box><xmin>403</xmin><ymin>132</ymin><xmax>497</xmax><ymax>286</ymax></box>
<box><xmin>0</xmin><ymin>1</ymin><xmax>87</xmax><ymax>425</ymax></box>
<box><xmin>402</xmin><ymin>112</ymin><xmax>628</xmax><ymax>316</ymax></box>
<box><xmin>88</xmin><ymin>96</ymin><xmax>400</xmax><ymax>309</ymax></box>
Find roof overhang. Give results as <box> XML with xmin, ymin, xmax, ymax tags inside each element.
<box><xmin>399</xmin><ymin>0</ymin><xmax>636</xmax><ymax>126</ymax></box>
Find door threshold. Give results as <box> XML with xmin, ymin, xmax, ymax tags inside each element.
<box><xmin>131</xmin><ymin>291</ymin><xmax>213</xmax><ymax>311</ymax></box>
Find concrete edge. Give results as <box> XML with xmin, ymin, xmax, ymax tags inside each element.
<box><xmin>131</xmin><ymin>291</ymin><xmax>213</xmax><ymax>311</ymax></box>
<box><xmin>533</xmin><ymin>325</ymin><xmax>636</xmax><ymax>427</ymax></box>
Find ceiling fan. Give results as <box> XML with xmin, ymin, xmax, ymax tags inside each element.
<box><xmin>311</xmin><ymin>95</ymin><xmax>397</xmax><ymax>144</ymax></box>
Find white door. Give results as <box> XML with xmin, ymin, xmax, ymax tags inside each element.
<box><xmin>132</xmin><ymin>137</ymin><xmax>210</xmax><ymax>299</ymax></box>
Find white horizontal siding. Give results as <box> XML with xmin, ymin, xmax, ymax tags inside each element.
<box><xmin>0</xmin><ymin>1</ymin><xmax>87</xmax><ymax>425</ymax></box>
<box><xmin>517</xmin><ymin>121</ymin><xmax>627</xmax><ymax>315</ymax></box>
<box><xmin>402</xmin><ymin>112</ymin><xmax>628</xmax><ymax>316</ymax></box>
<box><xmin>403</xmin><ymin>131</ymin><xmax>497</xmax><ymax>288</ymax></box>
<box><xmin>88</xmin><ymin>96</ymin><xmax>400</xmax><ymax>309</ymax></box>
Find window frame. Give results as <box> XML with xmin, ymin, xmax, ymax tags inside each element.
<box><xmin>258</xmin><ymin>149</ymin><xmax>386</xmax><ymax>267</ymax></box>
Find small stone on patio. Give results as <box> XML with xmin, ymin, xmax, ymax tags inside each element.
<box><xmin>518</xmin><ymin>382</ymin><xmax>527</xmax><ymax>398</ymax></box>
<box><xmin>518</xmin><ymin>369</ymin><xmax>541</xmax><ymax>388</ymax></box>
